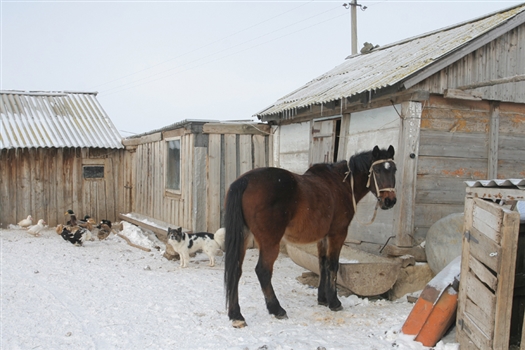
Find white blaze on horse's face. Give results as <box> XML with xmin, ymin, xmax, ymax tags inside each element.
<box><xmin>384</xmin><ymin>162</ymin><xmax>391</xmax><ymax>170</ymax></box>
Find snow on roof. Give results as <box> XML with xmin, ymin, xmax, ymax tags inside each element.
<box><xmin>0</xmin><ymin>90</ymin><xmax>123</xmax><ymax>149</ymax></box>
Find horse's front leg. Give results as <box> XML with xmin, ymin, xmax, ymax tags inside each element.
<box><xmin>317</xmin><ymin>236</ymin><xmax>344</xmax><ymax>311</ymax></box>
<box><xmin>255</xmin><ymin>244</ymin><xmax>287</xmax><ymax>319</ymax></box>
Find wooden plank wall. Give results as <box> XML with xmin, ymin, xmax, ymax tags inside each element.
<box><xmin>132</xmin><ymin>132</ymin><xmax>193</xmax><ymax>231</ymax></box>
<box><xmin>205</xmin><ymin>133</ymin><xmax>269</xmax><ymax>233</ymax></box>
<box><xmin>0</xmin><ymin>147</ymin><xmax>128</xmax><ymax>228</ymax></box>
<box><xmin>497</xmin><ymin>102</ymin><xmax>525</xmax><ymax>179</ymax></box>
<box><xmin>417</xmin><ymin>96</ymin><xmax>489</xmax><ymax>241</ymax></box>
<box><xmin>416</xmin><ymin>96</ymin><xmax>525</xmax><ymax>242</ymax></box>
<box><xmin>415</xmin><ymin>24</ymin><xmax>525</xmax><ymax>104</ymax></box>
<box><xmin>128</xmin><ymin>124</ymin><xmax>269</xmax><ymax>233</ymax></box>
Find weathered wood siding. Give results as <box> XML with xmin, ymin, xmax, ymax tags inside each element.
<box><xmin>0</xmin><ymin>147</ymin><xmax>128</xmax><ymax>228</ymax></box>
<box><xmin>206</xmin><ymin>132</ymin><xmax>269</xmax><ymax>232</ymax></box>
<box><xmin>414</xmin><ymin>23</ymin><xmax>525</xmax><ymax>104</ymax></box>
<box><xmin>126</xmin><ymin>123</ymin><xmax>270</xmax><ymax>233</ymax></box>
<box><xmin>130</xmin><ymin>131</ymin><xmax>193</xmax><ymax>230</ymax></box>
<box><xmin>497</xmin><ymin>102</ymin><xmax>525</xmax><ymax>179</ymax></box>
<box><xmin>415</xmin><ymin>95</ymin><xmax>525</xmax><ymax>242</ymax></box>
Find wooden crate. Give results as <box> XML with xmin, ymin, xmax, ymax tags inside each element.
<box><xmin>457</xmin><ymin>186</ymin><xmax>524</xmax><ymax>349</ymax></box>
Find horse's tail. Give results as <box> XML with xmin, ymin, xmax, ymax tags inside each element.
<box><xmin>224</xmin><ymin>176</ymin><xmax>249</xmax><ymax>312</ymax></box>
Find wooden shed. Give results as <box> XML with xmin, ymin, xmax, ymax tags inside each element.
<box><xmin>255</xmin><ymin>4</ymin><xmax>525</xmax><ymax>256</ymax></box>
<box><xmin>120</xmin><ymin>120</ymin><xmax>270</xmax><ymax>234</ymax></box>
<box><xmin>0</xmin><ymin>90</ymin><xmax>128</xmax><ymax>228</ymax></box>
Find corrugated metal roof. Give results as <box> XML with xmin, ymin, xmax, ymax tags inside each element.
<box><xmin>0</xmin><ymin>90</ymin><xmax>123</xmax><ymax>149</ymax></box>
<box><xmin>256</xmin><ymin>4</ymin><xmax>525</xmax><ymax>118</ymax></box>
<box><xmin>465</xmin><ymin>179</ymin><xmax>525</xmax><ymax>189</ymax></box>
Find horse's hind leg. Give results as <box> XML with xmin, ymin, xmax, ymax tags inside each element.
<box><xmin>317</xmin><ymin>238</ymin><xmax>329</xmax><ymax>306</ymax></box>
<box><xmin>255</xmin><ymin>243</ymin><xmax>287</xmax><ymax>319</ymax></box>
<box><xmin>227</xmin><ymin>247</ymin><xmax>247</xmax><ymax>327</ymax></box>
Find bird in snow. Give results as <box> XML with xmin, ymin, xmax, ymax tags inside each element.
<box><xmin>27</xmin><ymin>219</ymin><xmax>46</xmax><ymax>236</ymax></box>
<box><xmin>17</xmin><ymin>215</ymin><xmax>33</xmax><ymax>228</ymax></box>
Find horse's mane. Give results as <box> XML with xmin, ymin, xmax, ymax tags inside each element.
<box><xmin>349</xmin><ymin>151</ymin><xmax>374</xmax><ymax>174</ymax></box>
<box><xmin>349</xmin><ymin>147</ymin><xmax>392</xmax><ymax>174</ymax></box>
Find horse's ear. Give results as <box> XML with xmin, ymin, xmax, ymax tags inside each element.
<box><xmin>372</xmin><ymin>145</ymin><xmax>380</xmax><ymax>159</ymax></box>
<box><xmin>387</xmin><ymin>145</ymin><xmax>395</xmax><ymax>159</ymax></box>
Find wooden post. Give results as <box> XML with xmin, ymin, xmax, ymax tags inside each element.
<box><xmin>488</xmin><ymin>102</ymin><xmax>499</xmax><ymax>179</ymax></box>
<box><xmin>393</xmin><ymin>101</ymin><xmax>422</xmax><ymax>247</ymax></box>
<box><xmin>192</xmin><ymin>147</ymin><xmax>207</xmax><ymax>232</ymax></box>
<box><xmin>206</xmin><ymin>134</ymin><xmax>221</xmax><ymax>232</ymax></box>
<box><xmin>337</xmin><ymin>113</ymin><xmax>351</xmax><ymax>162</ymax></box>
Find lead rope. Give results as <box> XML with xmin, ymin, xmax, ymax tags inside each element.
<box><xmin>351</xmin><ymin>175</ymin><xmax>380</xmax><ymax>226</ymax></box>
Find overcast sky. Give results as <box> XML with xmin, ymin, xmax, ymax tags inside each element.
<box><xmin>1</xmin><ymin>1</ymin><xmax>521</xmax><ymax>136</ymax></box>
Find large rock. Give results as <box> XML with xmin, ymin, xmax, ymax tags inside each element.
<box><xmin>425</xmin><ymin>212</ymin><xmax>464</xmax><ymax>275</ymax></box>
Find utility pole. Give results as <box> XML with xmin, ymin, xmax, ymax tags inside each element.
<box><xmin>343</xmin><ymin>1</ymin><xmax>367</xmax><ymax>55</ymax></box>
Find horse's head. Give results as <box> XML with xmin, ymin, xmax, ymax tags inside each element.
<box><xmin>369</xmin><ymin>145</ymin><xmax>397</xmax><ymax>209</ymax></box>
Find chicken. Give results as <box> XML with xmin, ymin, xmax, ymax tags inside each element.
<box><xmin>27</xmin><ymin>219</ymin><xmax>46</xmax><ymax>236</ymax></box>
<box><xmin>79</xmin><ymin>215</ymin><xmax>96</xmax><ymax>231</ymax></box>
<box><xmin>59</xmin><ymin>226</ymin><xmax>91</xmax><ymax>246</ymax></box>
<box><xmin>96</xmin><ymin>219</ymin><xmax>112</xmax><ymax>240</ymax></box>
<box><xmin>17</xmin><ymin>215</ymin><xmax>33</xmax><ymax>228</ymax></box>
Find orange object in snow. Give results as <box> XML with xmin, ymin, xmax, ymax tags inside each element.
<box><xmin>402</xmin><ymin>256</ymin><xmax>461</xmax><ymax>347</ymax></box>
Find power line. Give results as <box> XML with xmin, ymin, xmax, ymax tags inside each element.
<box><xmin>101</xmin><ymin>11</ymin><xmax>347</xmax><ymax>96</ymax></box>
<box><xmin>99</xmin><ymin>4</ymin><xmax>343</xmax><ymax>95</ymax></box>
<box><xmin>91</xmin><ymin>1</ymin><xmax>315</xmax><ymax>90</ymax></box>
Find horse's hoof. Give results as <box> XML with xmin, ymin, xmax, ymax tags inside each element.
<box><xmin>317</xmin><ymin>300</ymin><xmax>328</xmax><ymax>306</ymax></box>
<box><xmin>330</xmin><ymin>304</ymin><xmax>343</xmax><ymax>312</ymax></box>
<box><xmin>232</xmin><ymin>320</ymin><xmax>247</xmax><ymax>328</ymax></box>
<box><xmin>275</xmin><ymin>313</ymin><xmax>288</xmax><ymax>320</ymax></box>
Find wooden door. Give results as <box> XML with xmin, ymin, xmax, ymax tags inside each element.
<box><xmin>310</xmin><ymin>119</ymin><xmax>339</xmax><ymax>166</ymax></box>
<box><xmin>457</xmin><ymin>197</ymin><xmax>520</xmax><ymax>349</ymax></box>
<box><xmin>81</xmin><ymin>158</ymin><xmax>114</xmax><ymax>222</ymax></box>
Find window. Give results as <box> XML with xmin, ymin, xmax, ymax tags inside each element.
<box><xmin>83</xmin><ymin>165</ymin><xmax>104</xmax><ymax>179</ymax></box>
<box><xmin>166</xmin><ymin>138</ymin><xmax>181</xmax><ymax>192</ymax></box>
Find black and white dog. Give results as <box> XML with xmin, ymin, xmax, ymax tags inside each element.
<box><xmin>167</xmin><ymin>227</ymin><xmax>225</xmax><ymax>267</ymax></box>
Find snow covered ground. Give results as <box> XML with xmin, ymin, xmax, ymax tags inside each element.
<box><xmin>1</xmin><ymin>223</ymin><xmax>459</xmax><ymax>350</ymax></box>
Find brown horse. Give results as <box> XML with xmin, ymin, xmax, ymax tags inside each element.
<box><xmin>224</xmin><ymin>145</ymin><xmax>397</xmax><ymax>328</ymax></box>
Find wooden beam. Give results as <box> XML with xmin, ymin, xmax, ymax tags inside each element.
<box><xmin>163</xmin><ymin>128</ymin><xmax>187</xmax><ymax>139</ymax></box>
<box><xmin>465</xmin><ymin>187</ymin><xmax>525</xmax><ymax>201</ymax></box>
<box><xmin>122</xmin><ymin>132</ymin><xmax>162</xmax><ymax>146</ymax></box>
<box><xmin>203</xmin><ymin>123</ymin><xmax>271</xmax><ymax>135</ymax></box>
<box><xmin>268</xmin><ymin>90</ymin><xmax>430</xmax><ymax>126</ymax></box>
<box><xmin>444</xmin><ymin>89</ymin><xmax>482</xmax><ymax>101</ymax></box>
<box><xmin>118</xmin><ymin>213</ymin><xmax>181</xmax><ymax>243</ymax></box>
<box><xmin>457</xmin><ymin>74</ymin><xmax>525</xmax><ymax>90</ymax></box>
